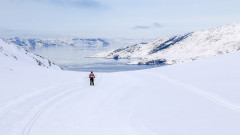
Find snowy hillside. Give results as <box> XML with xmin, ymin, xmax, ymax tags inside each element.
<box><xmin>93</xmin><ymin>23</ymin><xmax>240</xmax><ymax>65</ymax></box>
<box><xmin>0</xmin><ymin>39</ymin><xmax>61</xmax><ymax>71</ymax></box>
<box><xmin>0</xmin><ymin>48</ymin><xmax>240</xmax><ymax>135</ymax></box>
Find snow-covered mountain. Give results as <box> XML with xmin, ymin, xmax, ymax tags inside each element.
<box><xmin>4</xmin><ymin>37</ymin><xmax>152</xmax><ymax>51</ymax></box>
<box><xmin>0</xmin><ymin>39</ymin><xmax>61</xmax><ymax>71</ymax></box>
<box><xmin>4</xmin><ymin>37</ymin><xmax>111</xmax><ymax>51</ymax></box>
<box><xmin>92</xmin><ymin>23</ymin><xmax>240</xmax><ymax>65</ymax></box>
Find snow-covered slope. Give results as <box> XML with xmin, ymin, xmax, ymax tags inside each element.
<box><xmin>0</xmin><ymin>39</ymin><xmax>61</xmax><ymax>71</ymax></box>
<box><xmin>93</xmin><ymin>23</ymin><xmax>240</xmax><ymax>64</ymax></box>
<box><xmin>0</xmin><ymin>49</ymin><xmax>240</xmax><ymax>135</ymax></box>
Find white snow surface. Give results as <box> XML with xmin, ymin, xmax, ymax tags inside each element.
<box><xmin>1</xmin><ymin>46</ymin><xmax>240</xmax><ymax>135</ymax></box>
<box><xmin>93</xmin><ymin>23</ymin><xmax>240</xmax><ymax>65</ymax></box>
<box><xmin>0</xmin><ymin>39</ymin><xmax>61</xmax><ymax>71</ymax></box>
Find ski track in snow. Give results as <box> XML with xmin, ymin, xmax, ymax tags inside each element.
<box><xmin>22</xmin><ymin>86</ymin><xmax>88</xmax><ymax>135</ymax></box>
<box><xmin>1</xmin><ymin>70</ymin><xmax>239</xmax><ymax>135</ymax></box>
<box><xmin>22</xmin><ymin>75</ymin><xmax>103</xmax><ymax>135</ymax></box>
<box><xmin>0</xmin><ymin>78</ymin><xmax>100</xmax><ymax>135</ymax></box>
<box><xmin>146</xmin><ymin>72</ymin><xmax>240</xmax><ymax>113</ymax></box>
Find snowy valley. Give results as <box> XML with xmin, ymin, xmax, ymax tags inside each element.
<box><xmin>1</xmin><ymin>0</ymin><xmax>240</xmax><ymax>134</ymax></box>
<box><xmin>0</xmin><ymin>23</ymin><xmax>240</xmax><ymax>135</ymax></box>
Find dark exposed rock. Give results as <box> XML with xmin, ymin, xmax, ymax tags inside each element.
<box><xmin>149</xmin><ymin>33</ymin><xmax>192</xmax><ymax>54</ymax></box>
<box><xmin>138</xmin><ymin>59</ymin><xmax>167</xmax><ymax>65</ymax></box>
<box><xmin>113</xmin><ymin>55</ymin><xmax>119</xmax><ymax>60</ymax></box>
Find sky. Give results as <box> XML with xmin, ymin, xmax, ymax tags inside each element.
<box><xmin>0</xmin><ymin>0</ymin><xmax>240</xmax><ymax>38</ymax></box>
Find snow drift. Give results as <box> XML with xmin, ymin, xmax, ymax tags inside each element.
<box><xmin>0</xmin><ymin>39</ymin><xmax>61</xmax><ymax>71</ymax></box>
<box><xmin>92</xmin><ymin>23</ymin><xmax>240</xmax><ymax>64</ymax></box>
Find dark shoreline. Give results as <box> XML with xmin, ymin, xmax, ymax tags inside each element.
<box><xmin>60</xmin><ymin>63</ymin><xmax>165</xmax><ymax>72</ymax></box>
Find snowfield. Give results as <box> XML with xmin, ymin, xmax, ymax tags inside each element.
<box><xmin>92</xmin><ymin>23</ymin><xmax>240</xmax><ymax>65</ymax></box>
<box><xmin>0</xmin><ymin>39</ymin><xmax>240</xmax><ymax>135</ymax></box>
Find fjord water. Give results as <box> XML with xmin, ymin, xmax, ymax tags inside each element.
<box><xmin>60</xmin><ymin>58</ymin><xmax>163</xmax><ymax>72</ymax></box>
<box><xmin>32</xmin><ymin>45</ymin><xmax>161</xmax><ymax>72</ymax></box>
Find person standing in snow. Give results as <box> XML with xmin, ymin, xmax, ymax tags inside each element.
<box><xmin>89</xmin><ymin>71</ymin><xmax>95</xmax><ymax>86</ymax></box>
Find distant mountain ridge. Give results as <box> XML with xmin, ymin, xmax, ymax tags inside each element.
<box><xmin>92</xmin><ymin>23</ymin><xmax>240</xmax><ymax>65</ymax></box>
<box><xmin>4</xmin><ymin>37</ymin><xmax>110</xmax><ymax>51</ymax></box>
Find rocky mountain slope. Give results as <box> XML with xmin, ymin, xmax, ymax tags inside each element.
<box><xmin>92</xmin><ymin>23</ymin><xmax>240</xmax><ymax>65</ymax></box>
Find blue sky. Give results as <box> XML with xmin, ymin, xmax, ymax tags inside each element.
<box><xmin>0</xmin><ymin>0</ymin><xmax>240</xmax><ymax>38</ymax></box>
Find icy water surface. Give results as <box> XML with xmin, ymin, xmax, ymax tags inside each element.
<box><xmin>32</xmin><ymin>44</ymin><xmax>163</xmax><ymax>72</ymax></box>
<box><xmin>60</xmin><ymin>58</ymin><xmax>164</xmax><ymax>72</ymax></box>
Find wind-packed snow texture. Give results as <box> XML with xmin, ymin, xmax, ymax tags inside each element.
<box><xmin>0</xmin><ymin>39</ymin><xmax>60</xmax><ymax>71</ymax></box>
<box><xmin>92</xmin><ymin>23</ymin><xmax>240</xmax><ymax>65</ymax></box>
<box><xmin>0</xmin><ymin>37</ymin><xmax>240</xmax><ymax>135</ymax></box>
